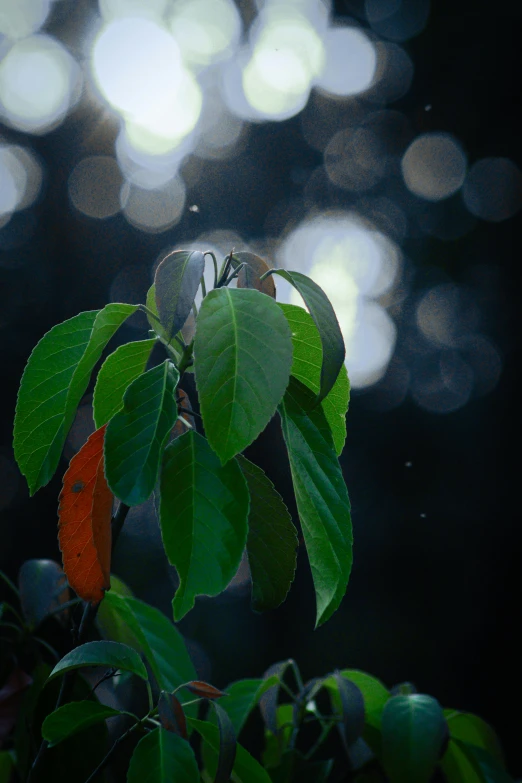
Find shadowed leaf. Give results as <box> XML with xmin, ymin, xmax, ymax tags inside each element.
<box><xmin>234</xmin><ymin>251</ymin><xmax>276</xmax><ymax>297</ymax></box>
<box><xmin>42</xmin><ymin>701</ymin><xmax>127</xmax><ymax>747</ymax></box>
<box><xmin>48</xmin><ymin>641</ymin><xmax>148</xmax><ymax>682</ymax></box>
<box><xmin>154</xmin><ymin>250</ymin><xmax>205</xmax><ymax>339</ymax></box>
<box><xmin>18</xmin><ymin>559</ymin><xmax>70</xmax><ymax>630</ymax></box>
<box><xmin>93</xmin><ymin>339</ymin><xmax>156</xmax><ymax>428</ymax></box>
<box><xmin>58</xmin><ymin>425</ymin><xmax>112</xmax><ymax>605</ymax></box>
<box><xmin>190</xmin><ymin>718</ymin><xmax>271</xmax><ymax>783</ymax></box>
<box><xmin>128</xmin><ymin>727</ymin><xmax>199</xmax><ymax>783</ymax></box>
<box><xmin>158</xmin><ymin>691</ymin><xmax>188</xmax><ymax>739</ymax></box>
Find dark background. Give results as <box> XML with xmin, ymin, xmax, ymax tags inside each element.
<box><xmin>1</xmin><ymin>0</ymin><xmax>521</xmax><ymax>775</ymax></box>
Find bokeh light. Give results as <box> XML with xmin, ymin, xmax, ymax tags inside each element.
<box><xmin>99</xmin><ymin>0</ymin><xmax>169</xmax><ymax>22</ymax></box>
<box><xmin>463</xmin><ymin>157</ymin><xmax>522</xmax><ymax>222</ymax></box>
<box><xmin>0</xmin><ymin>35</ymin><xmax>81</xmax><ymax>133</ymax></box>
<box><xmin>0</xmin><ymin>0</ymin><xmax>51</xmax><ymax>40</ymax></box>
<box><xmin>315</xmin><ymin>26</ymin><xmax>377</xmax><ymax>98</ymax></box>
<box><xmin>168</xmin><ymin>0</ymin><xmax>241</xmax><ymax>68</ymax></box>
<box><xmin>120</xmin><ymin>176</ymin><xmax>186</xmax><ymax>233</ymax></box>
<box><xmin>325</xmin><ymin>127</ymin><xmax>386</xmax><ymax>192</ymax></box>
<box><xmin>0</xmin><ymin>143</ymin><xmax>43</xmax><ymax>219</ymax></box>
<box><xmin>68</xmin><ymin>156</ymin><xmax>123</xmax><ymax>219</ymax></box>
<box><xmin>402</xmin><ymin>133</ymin><xmax>467</xmax><ymax>201</ymax></box>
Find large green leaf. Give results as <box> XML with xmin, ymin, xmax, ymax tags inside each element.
<box><xmin>339</xmin><ymin>670</ymin><xmax>390</xmax><ymax>729</ymax></box>
<box><xmin>93</xmin><ymin>338</ymin><xmax>156</xmax><ymax>428</ymax></box>
<box><xmin>48</xmin><ymin>641</ymin><xmax>148</xmax><ymax>682</ymax></box>
<box><xmin>41</xmin><ymin>701</ymin><xmax>127</xmax><ymax>747</ymax></box>
<box><xmin>444</xmin><ymin>710</ymin><xmax>504</xmax><ymax>767</ymax></box>
<box><xmin>97</xmin><ymin>592</ymin><xmax>196</xmax><ymax>692</ymax></box>
<box><xmin>441</xmin><ymin>739</ymin><xmax>486</xmax><ymax>783</ymax></box>
<box><xmin>381</xmin><ymin>694</ymin><xmax>447</xmax><ymax>783</ymax></box>
<box><xmin>278</xmin><ymin>303</ymin><xmax>350</xmax><ymax>455</ymax></box>
<box><xmin>278</xmin><ymin>377</ymin><xmax>352</xmax><ymax>627</ymax></box>
<box><xmin>194</xmin><ymin>288</ymin><xmax>293</xmax><ymax>464</ymax></box>
<box><xmin>104</xmin><ymin>360</ymin><xmax>179</xmax><ymax>505</ymax></box>
<box><xmin>237</xmin><ymin>455</ymin><xmax>297</xmax><ymax>612</ymax></box>
<box><xmin>268</xmin><ymin>270</ymin><xmax>345</xmax><ymax>405</ymax></box>
<box><xmin>127</xmin><ymin>727</ymin><xmax>199</xmax><ymax>783</ymax></box>
<box><xmin>216</xmin><ymin>676</ymin><xmax>280</xmax><ymax>736</ymax></box>
<box><xmin>159</xmin><ymin>431</ymin><xmax>249</xmax><ymax>621</ymax></box>
<box><xmin>13</xmin><ymin>304</ymin><xmax>137</xmax><ymax>495</ymax></box>
<box><xmin>190</xmin><ymin>718</ymin><xmax>272</xmax><ymax>783</ymax></box>
<box><xmin>154</xmin><ymin>249</ymin><xmax>205</xmax><ymax>338</ymax></box>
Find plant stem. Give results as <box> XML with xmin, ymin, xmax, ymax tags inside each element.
<box><xmin>204</xmin><ymin>251</ymin><xmax>219</xmax><ymax>288</ymax></box>
<box><xmin>303</xmin><ymin>720</ymin><xmax>334</xmax><ymax>761</ymax></box>
<box><xmin>27</xmin><ymin>502</ymin><xmax>131</xmax><ymax>782</ymax></box>
<box><xmin>83</xmin><ymin>720</ymin><xmax>141</xmax><ymax>783</ymax></box>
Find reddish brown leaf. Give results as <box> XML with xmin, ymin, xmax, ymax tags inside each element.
<box><xmin>58</xmin><ymin>425</ymin><xmax>113</xmax><ymax>604</ymax></box>
<box><xmin>184</xmin><ymin>680</ymin><xmax>227</xmax><ymax>700</ymax></box>
<box><xmin>158</xmin><ymin>691</ymin><xmax>188</xmax><ymax>739</ymax></box>
<box><xmin>235</xmin><ymin>251</ymin><xmax>276</xmax><ymax>298</ymax></box>
<box><xmin>172</xmin><ymin>389</ymin><xmax>195</xmax><ymax>440</ymax></box>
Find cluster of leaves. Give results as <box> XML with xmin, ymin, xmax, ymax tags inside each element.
<box><xmin>1</xmin><ymin>564</ymin><xmax>514</xmax><ymax>782</ymax></box>
<box><xmin>13</xmin><ymin>248</ymin><xmax>351</xmax><ymax>627</ymax></box>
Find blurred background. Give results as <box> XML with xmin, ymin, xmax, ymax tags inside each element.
<box><xmin>1</xmin><ymin>0</ymin><xmax>520</xmax><ymax>774</ymax></box>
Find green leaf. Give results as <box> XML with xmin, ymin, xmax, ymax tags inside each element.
<box><xmin>48</xmin><ymin>640</ymin><xmax>148</xmax><ymax>682</ymax></box>
<box><xmin>41</xmin><ymin>701</ymin><xmax>127</xmax><ymax>747</ymax></box>
<box><xmin>237</xmin><ymin>455</ymin><xmax>297</xmax><ymax>612</ymax></box>
<box><xmin>14</xmin><ymin>304</ymin><xmax>138</xmax><ymax>495</ymax></box>
<box><xmin>441</xmin><ymin>739</ymin><xmax>487</xmax><ymax>783</ymax></box>
<box><xmin>444</xmin><ymin>711</ymin><xmax>504</xmax><ymax>767</ymax></box>
<box><xmin>330</xmin><ymin>671</ymin><xmax>365</xmax><ymax>748</ymax></box>
<box><xmin>462</xmin><ymin>745</ymin><xmax>514</xmax><ymax>783</ymax></box>
<box><xmin>18</xmin><ymin>559</ymin><xmax>69</xmax><ymax>630</ymax></box>
<box><xmin>190</xmin><ymin>718</ymin><xmax>272</xmax><ymax>783</ymax></box>
<box><xmin>127</xmin><ymin>727</ymin><xmax>199</xmax><ymax>783</ymax></box>
<box><xmin>97</xmin><ymin>592</ymin><xmax>196</xmax><ymax>692</ymax></box>
<box><xmin>211</xmin><ymin>702</ymin><xmax>237</xmax><ymax>783</ymax></box>
<box><xmin>93</xmin><ymin>339</ymin><xmax>156</xmax><ymax>428</ymax></box>
<box><xmin>159</xmin><ymin>431</ymin><xmax>249</xmax><ymax>621</ymax></box>
<box><xmin>217</xmin><ymin>677</ymin><xmax>279</xmax><ymax>736</ymax></box>
<box><xmin>278</xmin><ymin>303</ymin><xmax>350</xmax><ymax>455</ymax></box>
<box><xmin>381</xmin><ymin>694</ymin><xmax>447</xmax><ymax>783</ymax></box>
<box><xmin>339</xmin><ymin>670</ymin><xmax>390</xmax><ymax>730</ymax></box>
<box><xmin>278</xmin><ymin>377</ymin><xmax>353</xmax><ymax>627</ymax></box>
<box><xmin>268</xmin><ymin>270</ymin><xmax>345</xmax><ymax>405</ymax></box>
<box><xmin>154</xmin><ymin>250</ymin><xmax>205</xmax><ymax>338</ymax></box>
<box><xmin>261</xmin><ymin>703</ymin><xmax>294</xmax><ymax>768</ymax></box>
<box><xmin>105</xmin><ymin>360</ymin><xmax>179</xmax><ymax>505</ymax></box>
<box><xmin>194</xmin><ymin>288</ymin><xmax>293</xmax><ymax>464</ymax></box>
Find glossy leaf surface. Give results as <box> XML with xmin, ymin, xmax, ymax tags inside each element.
<box><xmin>58</xmin><ymin>425</ymin><xmax>112</xmax><ymax>604</ymax></box>
<box><xmin>194</xmin><ymin>287</ymin><xmax>292</xmax><ymax>464</ymax></box>
<box><xmin>127</xmin><ymin>727</ymin><xmax>199</xmax><ymax>783</ymax></box>
<box><xmin>41</xmin><ymin>701</ymin><xmax>125</xmax><ymax>747</ymax></box>
<box><xmin>190</xmin><ymin>718</ymin><xmax>272</xmax><ymax>783</ymax></box>
<box><xmin>14</xmin><ymin>304</ymin><xmax>137</xmax><ymax>495</ymax></box>
<box><xmin>105</xmin><ymin>360</ymin><xmax>179</xmax><ymax>505</ymax></box>
<box><xmin>278</xmin><ymin>377</ymin><xmax>352</xmax><ymax>626</ymax></box>
<box><xmin>159</xmin><ymin>431</ymin><xmax>249</xmax><ymax>620</ymax></box>
<box><xmin>278</xmin><ymin>303</ymin><xmax>350</xmax><ymax>454</ymax></box>
<box><xmin>48</xmin><ymin>641</ymin><xmax>147</xmax><ymax>682</ymax></box>
<box><xmin>93</xmin><ymin>338</ymin><xmax>156</xmax><ymax>428</ymax></box>
<box><xmin>217</xmin><ymin>677</ymin><xmax>279</xmax><ymax>736</ymax></box>
<box><xmin>269</xmin><ymin>270</ymin><xmax>345</xmax><ymax>405</ymax></box>
<box><xmin>237</xmin><ymin>455</ymin><xmax>297</xmax><ymax>612</ymax></box>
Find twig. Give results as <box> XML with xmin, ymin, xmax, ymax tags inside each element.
<box><xmin>83</xmin><ymin>720</ymin><xmax>141</xmax><ymax>783</ymax></box>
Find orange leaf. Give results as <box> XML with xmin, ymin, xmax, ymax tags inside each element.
<box><xmin>58</xmin><ymin>425</ymin><xmax>113</xmax><ymax>604</ymax></box>
<box><xmin>184</xmin><ymin>680</ymin><xmax>227</xmax><ymax>700</ymax></box>
<box><xmin>172</xmin><ymin>389</ymin><xmax>195</xmax><ymax>440</ymax></box>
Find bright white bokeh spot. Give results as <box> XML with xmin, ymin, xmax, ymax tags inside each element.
<box><xmin>0</xmin><ymin>145</ymin><xmax>26</xmax><ymax>215</ymax></box>
<box><xmin>0</xmin><ymin>0</ymin><xmax>51</xmax><ymax>39</ymax></box>
<box><xmin>120</xmin><ymin>176</ymin><xmax>186</xmax><ymax>233</ymax></box>
<box><xmin>99</xmin><ymin>0</ymin><xmax>169</xmax><ymax>22</ymax></box>
<box><xmin>0</xmin><ymin>35</ymin><xmax>81</xmax><ymax>133</ymax></box>
<box><xmin>463</xmin><ymin>157</ymin><xmax>522</xmax><ymax>222</ymax></box>
<box><xmin>68</xmin><ymin>156</ymin><xmax>123</xmax><ymax>219</ymax></box>
<box><xmin>169</xmin><ymin>0</ymin><xmax>241</xmax><ymax>67</ymax></box>
<box><xmin>115</xmin><ymin>128</ymin><xmax>192</xmax><ymax>189</ymax></box>
<box><xmin>277</xmin><ymin>213</ymin><xmax>400</xmax><ymax>388</ymax></box>
<box><xmin>402</xmin><ymin>133</ymin><xmax>467</xmax><ymax>201</ymax></box>
<box><xmin>316</xmin><ymin>27</ymin><xmax>377</xmax><ymax>97</ymax></box>
<box><xmin>91</xmin><ymin>18</ymin><xmax>184</xmax><ymax>122</ymax></box>
<box><xmin>1</xmin><ymin>145</ymin><xmax>43</xmax><ymax>212</ymax></box>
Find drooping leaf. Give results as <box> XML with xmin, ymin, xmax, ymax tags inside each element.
<box><xmin>190</xmin><ymin>718</ymin><xmax>272</xmax><ymax>783</ymax></box>
<box><xmin>210</xmin><ymin>702</ymin><xmax>237</xmax><ymax>783</ymax></box>
<box><xmin>330</xmin><ymin>671</ymin><xmax>365</xmax><ymax>749</ymax></box>
<box><xmin>104</xmin><ymin>360</ymin><xmax>179</xmax><ymax>505</ymax></box>
<box><xmin>194</xmin><ymin>288</ymin><xmax>293</xmax><ymax>464</ymax></box>
<box><xmin>14</xmin><ymin>304</ymin><xmax>138</xmax><ymax>495</ymax></box>
<box><xmin>262</xmin><ymin>703</ymin><xmax>294</xmax><ymax>768</ymax></box>
<box><xmin>58</xmin><ymin>425</ymin><xmax>112</xmax><ymax>604</ymax></box>
<box><xmin>93</xmin><ymin>339</ymin><xmax>156</xmax><ymax>428</ymax></box>
<box><xmin>97</xmin><ymin>592</ymin><xmax>196</xmax><ymax>692</ymax></box>
<box><xmin>236</xmin><ymin>455</ymin><xmax>297</xmax><ymax>612</ymax></box>
<box><xmin>18</xmin><ymin>559</ymin><xmax>70</xmax><ymax>630</ymax></box>
<box><xmin>185</xmin><ymin>681</ymin><xmax>227</xmax><ymax>700</ymax></box>
<box><xmin>127</xmin><ymin>726</ymin><xmax>199</xmax><ymax>783</ymax></box>
<box><xmin>48</xmin><ymin>641</ymin><xmax>148</xmax><ymax>682</ymax></box>
<box><xmin>268</xmin><ymin>270</ymin><xmax>345</xmax><ymax>405</ymax></box>
<box><xmin>158</xmin><ymin>691</ymin><xmax>188</xmax><ymax>739</ymax></box>
<box><xmin>278</xmin><ymin>303</ymin><xmax>350</xmax><ymax>455</ymax></box>
<box><xmin>41</xmin><ymin>701</ymin><xmax>127</xmax><ymax>747</ymax></box>
<box><xmin>444</xmin><ymin>710</ymin><xmax>504</xmax><ymax>767</ymax></box>
<box><xmin>278</xmin><ymin>377</ymin><xmax>352</xmax><ymax>627</ymax></box>
<box><xmin>381</xmin><ymin>694</ymin><xmax>448</xmax><ymax>783</ymax></box>
<box><xmin>159</xmin><ymin>431</ymin><xmax>249</xmax><ymax>621</ymax></box>
<box><xmin>259</xmin><ymin>660</ymin><xmax>300</xmax><ymax>735</ymax></box>
<box><xmin>154</xmin><ymin>249</ymin><xmax>205</xmax><ymax>338</ymax></box>
<box><xmin>234</xmin><ymin>251</ymin><xmax>276</xmax><ymax>298</ymax></box>
<box><xmin>339</xmin><ymin>670</ymin><xmax>390</xmax><ymax>730</ymax></box>
<box><xmin>216</xmin><ymin>676</ymin><xmax>279</xmax><ymax>736</ymax></box>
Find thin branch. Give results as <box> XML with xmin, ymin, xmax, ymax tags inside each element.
<box><xmin>83</xmin><ymin>721</ymin><xmax>142</xmax><ymax>783</ymax></box>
